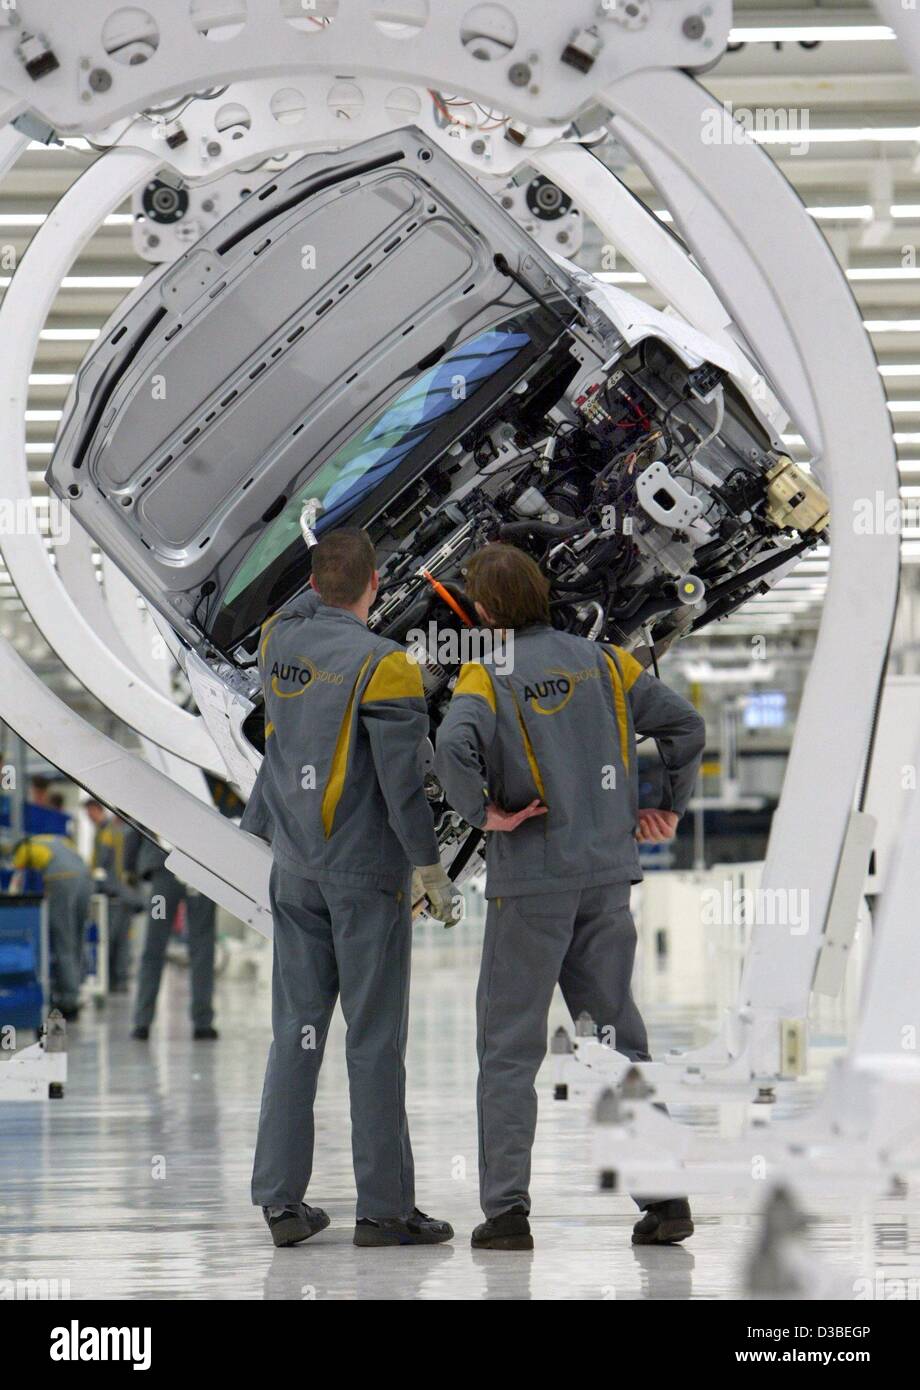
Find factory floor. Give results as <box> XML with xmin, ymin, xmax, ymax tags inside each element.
<box><xmin>1</xmin><ymin>908</ymin><xmax>918</xmax><ymax>1302</ymax></box>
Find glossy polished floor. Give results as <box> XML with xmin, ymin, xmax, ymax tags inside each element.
<box><xmin>2</xmin><ymin>902</ymin><xmax>919</xmax><ymax>1301</ymax></box>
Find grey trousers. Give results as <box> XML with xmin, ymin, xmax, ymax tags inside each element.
<box><xmin>133</xmin><ymin>868</ymin><xmax>216</xmax><ymax>1030</ymax></box>
<box><xmin>477</xmin><ymin>882</ymin><xmax>650</xmax><ymax>1219</ymax></box>
<box><xmin>251</xmin><ymin>864</ymin><xmax>415</xmax><ymax>1220</ymax></box>
<box><xmin>48</xmin><ymin>878</ymin><xmax>91</xmax><ymax>1012</ymax></box>
<box><xmin>108</xmin><ymin>898</ymin><xmax>136</xmax><ymax>990</ymax></box>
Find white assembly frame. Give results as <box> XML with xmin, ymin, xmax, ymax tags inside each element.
<box><xmin>0</xmin><ymin>0</ymin><xmax>914</xmax><ymax>1185</ymax></box>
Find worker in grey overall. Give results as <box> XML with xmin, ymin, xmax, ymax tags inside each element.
<box><xmin>12</xmin><ymin>834</ymin><xmax>93</xmax><ymax>1021</ymax></box>
<box><xmin>86</xmin><ymin>801</ymin><xmax>141</xmax><ymax>993</ymax></box>
<box><xmin>126</xmin><ymin>830</ymin><xmax>217</xmax><ymax>1041</ymax></box>
<box><xmin>434</xmin><ymin>543</ymin><xmax>706</xmax><ymax>1251</ymax></box>
<box><xmin>242</xmin><ymin>526</ymin><xmax>457</xmax><ymax>1249</ymax></box>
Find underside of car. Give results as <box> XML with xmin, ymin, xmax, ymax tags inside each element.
<box><xmin>47</xmin><ymin>127</ymin><xmax>829</xmax><ymax>879</ymax></box>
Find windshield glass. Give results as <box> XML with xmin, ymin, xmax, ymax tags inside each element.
<box><xmin>221</xmin><ymin>325</ymin><xmax>530</xmax><ymax>611</ymax></box>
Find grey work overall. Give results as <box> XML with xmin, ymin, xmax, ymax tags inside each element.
<box><xmin>243</xmin><ymin>591</ymin><xmax>439</xmax><ymax>1219</ymax></box>
<box><xmin>435</xmin><ymin>625</ymin><xmax>705</xmax><ymax>1216</ymax></box>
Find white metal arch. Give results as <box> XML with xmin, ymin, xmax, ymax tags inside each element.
<box><xmin>0</xmin><ymin>0</ymin><xmax>907</xmax><ymax>1091</ymax></box>
<box><xmin>603</xmin><ymin>72</ymin><xmax>899</xmax><ymax>1075</ymax></box>
<box><xmin>0</xmin><ymin>139</ymin><xmax>227</xmax><ymax>772</ymax></box>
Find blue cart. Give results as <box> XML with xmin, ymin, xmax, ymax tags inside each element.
<box><xmin>0</xmin><ymin>892</ymin><xmax>47</xmax><ymax>1037</ymax></box>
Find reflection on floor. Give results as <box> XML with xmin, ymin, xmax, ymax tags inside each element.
<box><xmin>1</xmin><ymin>905</ymin><xmax>918</xmax><ymax>1301</ymax></box>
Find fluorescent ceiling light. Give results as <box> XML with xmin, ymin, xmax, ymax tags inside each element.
<box><xmin>728</xmin><ymin>26</ymin><xmax>894</xmax><ymax>44</ymax></box>
<box><xmin>808</xmin><ymin>206</ymin><xmax>873</xmax><ymax>221</ymax></box>
<box><xmin>658</xmin><ymin>207</ymin><xmax>915</xmax><ymax>225</ymax></box>
<box><xmin>40</xmin><ymin>329</ymin><xmax>100</xmax><ymax>341</ymax></box>
<box><xmin>718</xmin><ymin>616</ymin><xmax>797</xmax><ymax>626</ymax></box>
<box><xmin>597</xmin><ymin>269</ymin><xmax>919</xmax><ymax>292</ymax></box>
<box><xmin>865</xmin><ymin>322</ymin><xmax>920</xmax><ymax>333</ymax></box>
<box><xmin>0</xmin><ymin>213</ymin><xmax>133</xmax><ymax>227</ymax></box>
<box><xmin>683</xmin><ymin>662</ymin><xmax>777</xmax><ymax>682</ymax></box>
<box><xmin>783</xmin><ymin>432</ymin><xmax>920</xmax><ymax>447</ymax></box>
<box><xmin>594</xmin><ymin>271</ymin><xmax>646</xmax><ymax>284</ymax></box>
<box><xmin>61</xmin><ymin>275</ymin><xmax>142</xmax><ymax>289</ymax></box>
<box><xmin>0</xmin><ymin>275</ymin><xmax>142</xmax><ymax>289</ymax></box>
<box><xmin>29</xmin><ymin>374</ymin><xmax>74</xmax><ymax>386</ymax></box>
<box><xmin>888</xmin><ymin>401</ymin><xmax>920</xmax><ymax>413</ymax></box>
<box><xmin>810</xmin><ymin>205</ymin><xmax>920</xmax><ymax>222</ymax></box>
<box><xmin>880</xmin><ymin>366</ymin><xmax>920</xmax><ymax>377</ymax></box>
<box><xmin>747</xmin><ymin>601</ymin><xmax>812</xmax><ymax>611</ymax></box>
<box><xmin>751</xmin><ymin>128</ymin><xmax>919</xmax><ymax>146</ymax></box>
<box><xmin>848</xmin><ymin>269</ymin><xmax>920</xmax><ymax>282</ymax></box>
<box><xmin>25</xmin><ymin>410</ymin><xmax>62</xmax><ymax>421</ymax></box>
<box><xmin>750</xmin><ymin>588</ymin><xmax>818</xmax><ymax>598</ymax></box>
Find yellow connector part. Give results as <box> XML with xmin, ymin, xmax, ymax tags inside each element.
<box><xmin>765</xmin><ymin>456</ymin><xmax>830</xmax><ymax>534</ymax></box>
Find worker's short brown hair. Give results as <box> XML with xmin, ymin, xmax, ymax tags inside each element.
<box><xmin>310</xmin><ymin>528</ymin><xmax>376</xmax><ymax>607</ymax></box>
<box><xmin>464</xmin><ymin>543</ymin><xmax>551</xmax><ymax>629</ymax></box>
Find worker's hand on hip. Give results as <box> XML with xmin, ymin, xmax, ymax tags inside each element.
<box><xmin>635</xmin><ymin>809</ymin><xmax>679</xmax><ymax>843</ymax></box>
<box><xmin>483</xmin><ymin>799</ymin><xmax>547</xmax><ymax>833</ymax></box>
<box><xmin>412</xmin><ymin>863</ymin><xmax>464</xmax><ymax>927</ymax></box>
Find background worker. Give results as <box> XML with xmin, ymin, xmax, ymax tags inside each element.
<box><xmin>86</xmin><ymin>800</ymin><xmax>140</xmax><ymax>994</ymax></box>
<box><xmin>125</xmin><ymin>829</ymin><xmax>218</xmax><ymax>1042</ymax></box>
<box><xmin>434</xmin><ymin>543</ymin><xmax>706</xmax><ymax>1252</ymax></box>
<box><xmin>28</xmin><ymin>774</ymin><xmax>53</xmax><ymax>808</ymax></box>
<box><xmin>242</xmin><ymin>526</ymin><xmax>457</xmax><ymax>1250</ymax></box>
<box><xmin>11</xmin><ymin>831</ymin><xmax>93</xmax><ymax>1021</ymax></box>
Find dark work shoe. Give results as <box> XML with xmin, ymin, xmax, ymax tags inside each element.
<box><xmin>471</xmin><ymin>1206</ymin><xmax>533</xmax><ymax>1251</ymax></box>
<box><xmin>131</xmin><ymin>1026</ymin><xmax>149</xmax><ymax>1040</ymax></box>
<box><xmin>263</xmin><ymin>1203</ymin><xmax>330</xmax><ymax>1248</ymax></box>
<box><xmin>354</xmin><ymin>1208</ymin><xmax>454</xmax><ymax>1247</ymax></box>
<box><xmin>193</xmin><ymin>1027</ymin><xmax>219</xmax><ymax>1040</ymax></box>
<box><xmin>632</xmin><ymin>1199</ymin><xmax>694</xmax><ymax>1246</ymax></box>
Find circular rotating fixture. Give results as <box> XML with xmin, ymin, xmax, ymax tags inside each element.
<box><xmin>141</xmin><ymin>178</ymin><xmax>190</xmax><ymax>224</ymax></box>
<box><xmin>525</xmin><ymin>174</ymin><xmax>571</xmax><ymax>221</ymax></box>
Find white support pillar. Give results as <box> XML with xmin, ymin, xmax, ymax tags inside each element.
<box><xmin>603</xmin><ymin>70</ymin><xmax>900</xmax><ymax>1073</ymax></box>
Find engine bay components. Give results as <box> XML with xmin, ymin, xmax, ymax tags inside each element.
<box><xmin>635</xmin><ymin>460</ymin><xmax>705</xmax><ymax>530</ymax></box>
<box><xmin>47</xmin><ymin>127</ymin><xmax>828</xmax><ymax>876</ymax></box>
<box><xmin>765</xmin><ymin>457</ymin><xmax>830</xmax><ymax>536</ymax></box>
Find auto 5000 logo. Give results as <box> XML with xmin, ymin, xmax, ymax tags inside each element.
<box><xmin>270</xmin><ymin>657</ymin><xmax>344</xmax><ymax>698</ymax></box>
<box><xmin>524</xmin><ymin>666</ymin><xmax>600</xmax><ymax>715</ymax></box>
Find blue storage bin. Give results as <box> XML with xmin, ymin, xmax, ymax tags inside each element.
<box><xmin>0</xmin><ymin>894</ymin><xmax>45</xmax><ymax>1034</ymax></box>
